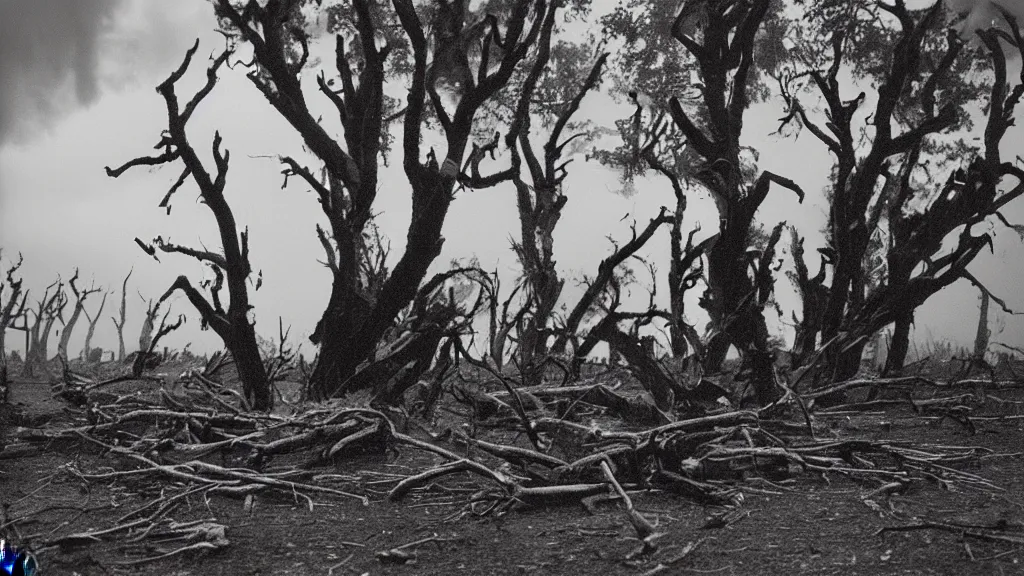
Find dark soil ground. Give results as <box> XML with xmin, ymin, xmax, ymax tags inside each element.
<box><xmin>2</xmin><ymin>360</ymin><xmax>1024</xmax><ymax>576</ymax></box>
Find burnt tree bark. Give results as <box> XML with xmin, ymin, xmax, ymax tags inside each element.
<box><xmin>881</xmin><ymin>311</ymin><xmax>913</xmax><ymax>376</ymax></box>
<box><xmin>57</xmin><ymin>269</ymin><xmax>101</xmax><ymax>361</ymax></box>
<box><xmin>338</xmin><ymin>267</ymin><xmax>484</xmax><ymax>406</ymax></box>
<box><xmin>215</xmin><ymin>0</ymin><xmax>556</xmax><ymax>399</ymax></box>
<box><xmin>105</xmin><ymin>41</ymin><xmax>271</xmax><ymax>410</ymax></box>
<box><xmin>667</xmin><ymin>1</ymin><xmax>804</xmax><ymax>403</ymax></box>
<box><xmin>110</xmin><ymin>269</ymin><xmax>131</xmax><ymax>362</ymax></box>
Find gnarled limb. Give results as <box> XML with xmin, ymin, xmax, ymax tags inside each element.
<box><xmin>159</xmin><ymin>276</ymin><xmax>230</xmax><ymax>339</ymax></box>
<box><xmin>552</xmin><ymin>208</ymin><xmax>673</xmax><ymax>356</ymax></box>
<box><xmin>106</xmin><ymin>39</ymin><xmax>270</xmax><ymax>409</ymax></box>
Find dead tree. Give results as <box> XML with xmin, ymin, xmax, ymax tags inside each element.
<box><xmin>80</xmin><ymin>290</ymin><xmax>108</xmax><ymax>362</ymax></box>
<box><xmin>132</xmin><ymin>306</ymin><xmax>184</xmax><ymax>378</ymax></box>
<box><xmin>459</xmin><ymin>6</ymin><xmax>608</xmax><ymax>386</ymax></box>
<box><xmin>475</xmin><ymin>271</ymin><xmax>525</xmax><ymax>371</ymax></box>
<box><xmin>779</xmin><ymin>5</ymin><xmax>963</xmax><ymax>381</ymax></box>
<box><xmin>333</xmin><ymin>267</ymin><xmax>486</xmax><ymax>406</ymax></box>
<box><xmin>56</xmin><ymin>269</ymin><xmax>101</xmax><ymax>361</ymax></box>
<box><xmin>213</xmin><ymin>0</ymin><xmax>560</xmax><ymax>399</ymax></box>
<box><xmin>22</xmin><ymin>279</ymin><xmax>67</xmax><ymax>377</ymax></box>
<box><xmin>110</xmin><ymin>269</ymin><xmax>131</xmax><ymax>362</ymax></box>
<box><xmin>782</xmin><ymin>8</ymin><xmax>1024</xmax><ymax>384</ymax></box>
<box><xmin>627</xmin><ymin>110</ymin><xmax>716</xmax><ymax>362</ymax></box>
<box><xmin>138</xmin><ymin>296</ymin><xmax>159</xmax><ymax>358</ymax></box>
<box><xmin>667</xmin><ymin>1</ymin><xmax>804</xmax><ymax>401</ymax></box>
<box><xmin>105</xmin><ymin>41</ymin><xmax>271</xmax><ymax>410</ymax></box>
<box><xmin>506</xmin><ymin>46</ymin><xmax>606</xmax><ymax>386</ymax></box>
<box><xmin>973</xmin><ymin>289</ymin><xmax>990</xmax><ymax>360</ymax></box>
<box><xmin>1</xmin><ymin>252</ymin><xmax>28</xmax><ymax>392</ymax></box>
<box><xmin>551</xmin><ymin>208</ymin><xmax>673</xmax><ymax>360</ymax></box>
<box><xmin>787</xmin><ymin>227</ymin><xmax>830</xmax><ymax>368</ymax></box>
<box><xmin>735</xmin><ymin>221</ymin><xmax>787</xmax><ymax>405</ymax></box>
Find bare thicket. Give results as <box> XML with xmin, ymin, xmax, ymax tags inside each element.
<box><xmin>10</xmin><ymin>5</ymin><xmax>1024</xmax><ymax>568</ymax></box>
<box><xmin>779</xmin><ymin>4</ymin><xmax>1024</xmax><ymax>393</ymax></box>
<box><xmin>212</xmin><ymin>0</ymin><xmax>570</xmax><ymax>400</ymax></box>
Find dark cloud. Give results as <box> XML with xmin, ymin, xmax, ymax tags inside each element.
<box><xmin>0</xmin><ymin>0</ymin><xmax>121</xmax><ymax>146</ymax></box>
<box><xmin>0</xmin><ymin>0</ymin><xmax>217</xmax><ymax>148</ymax></box>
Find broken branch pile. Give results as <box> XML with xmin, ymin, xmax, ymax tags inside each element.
<box><xmin>7</xmin><ymin>364</ymin><xmax>1004</xmax><ymax>527</ymax></box>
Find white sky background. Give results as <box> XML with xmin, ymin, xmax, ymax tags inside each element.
<box><xmin>1</xmin><ymin>0</ymin><xmax>1024</xmax><ymax>361</ymax></box>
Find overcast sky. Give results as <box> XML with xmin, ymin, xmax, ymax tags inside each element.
<box><xmin>2</xmin><ymin>0</ymin><xmax>1024</xmax><ymax>362</ymax></box>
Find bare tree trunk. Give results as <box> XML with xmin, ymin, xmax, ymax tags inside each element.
<box><xmin>111</xmin><ymin>270</ymin><xmax>131</xmax><ymax>362</ymax></box>
<box><xmin>212</xmin><ymin>0</ymin><xmax>560</xmax><ymax>401</ymax></box>
<box><xmin>665</xmin><ymin>207</ymin><xmax>713</xmax><ymax>361</ymax></box>
<box><xmin>788</xmin><ymin>228</ymin><xmax>829</xmax><ymax>368</ymax></box>
<box><xmin>308</xmin><ymin>183</ymin><xmax>453</xmax><ymax>397</ymax></box>
<box><xmin>106</xmin><ymin>42</ymin><xmax>271</xmax><ymax>410</ymax></box>
<box><xmin>657</xmin><ymin>2</ymin><xmax>802</xmax><ymax>407</ymax></box>
<box><xmin>702</xmin><ymin>222</ymin><xmax>788</xmax><ymax>405</ymax></box>
<box><xmin>23</xmin><ymin>280</ymin><xmax>66</xmax><ymax>377</ymax></box>
<box><xmin>513</xmin><ymin>172</ymin><xmax>565</xmax><ymax>387</ymax></box>
<box><xmin>882</xmin><ymin>310</ymin><xmax>913</xmax><ymax>377</ymax></box>
<box><xmin>138</xmin><ymin>298</ymin><xmax>158</xmax><ymax>356</ymax></box>
<box><xmin>81</xmin><ymin>291</ymin><xmax>108</xmax><ymax>361</ymax></box>
<box><xmin>57</xmin><ymin>270</ymin><xmax>101</xmax><ymax>361</ymax></box>
<box><xmin>973</xmin><ymin>290</ymin><xmax>990</xmax><ymax>360</ymax></box>
<box><xmin>1</xmin><ymin>254</ymin><xmax>28</xmax><ymax>394</ymax></box>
